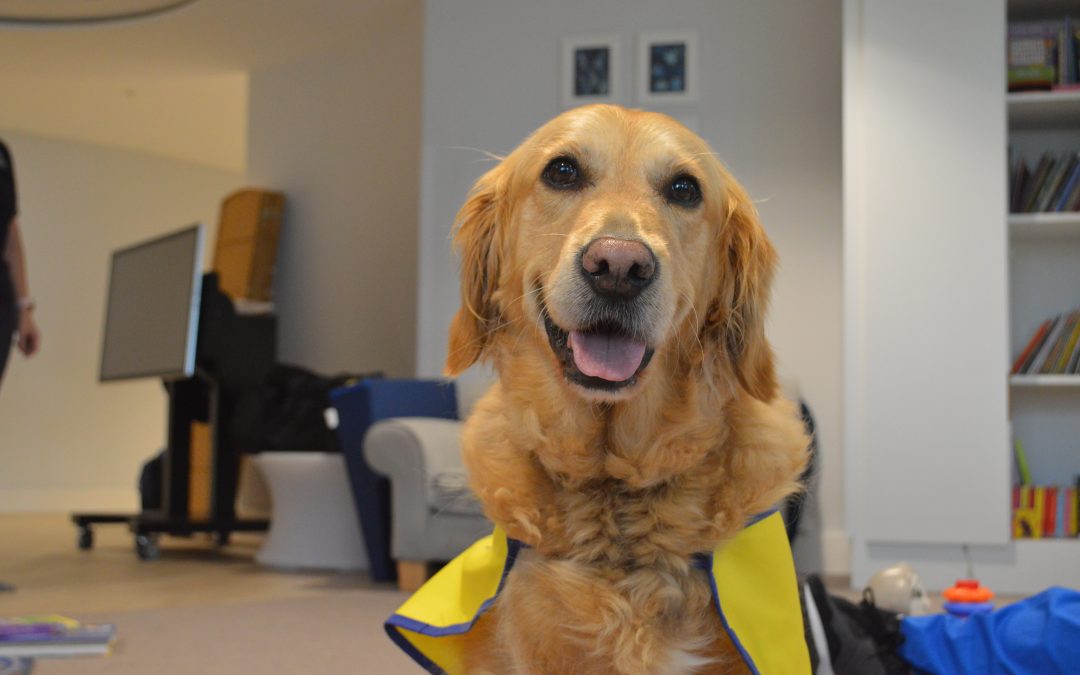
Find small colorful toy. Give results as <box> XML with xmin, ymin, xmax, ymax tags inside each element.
<box><xmin>942</xmin><ymin>578</ymin><xmax>995</xmax><ymax>617</ymax></box>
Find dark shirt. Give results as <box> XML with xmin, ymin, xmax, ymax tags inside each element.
<box><xmin>0</xmin><ymin>140</ymin><xmax>17</xmax><ymax>304</ymax></box>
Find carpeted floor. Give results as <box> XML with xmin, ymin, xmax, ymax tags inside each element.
<box><xmin>1</xmin><ymin>514</ymin><xmax>419</xmax><ymax>674</ymax></box>
<box><xmin>33</xmin><ymin>590</ymin><xmax>416</xmax><ymax>674</ymax></box>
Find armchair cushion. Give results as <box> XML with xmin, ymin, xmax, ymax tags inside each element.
<box><xmin>365</xmin><ymin>417</ymin><xmax>489</xmax><ymax>562</ymax></box>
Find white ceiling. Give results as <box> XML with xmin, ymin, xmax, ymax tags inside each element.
<box><xmin>0</xmin><ymin>0</ymin><xmax>406</xmax><ymax>78</ymax></box>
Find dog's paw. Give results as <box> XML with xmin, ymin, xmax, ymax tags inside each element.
<box><xmin>487</xmin><ymin>487</ymin><xmax>544</xmax><ymax>545</ymax></box>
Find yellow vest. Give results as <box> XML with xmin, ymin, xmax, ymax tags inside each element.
<box><xmin>386</xmin><ymin>511</ymin><xmax>810</xmax><ymax>674</ymax></box>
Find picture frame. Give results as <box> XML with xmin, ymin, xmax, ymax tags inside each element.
<box><xmin>636</xmin><ymin>30</ymin><xmax>699</xmax><ymax>105</ymax></box>
<box><xmin>561</xmin><ymin>35</ymin><xmax>620</xmax><ymax>107</ymax></box>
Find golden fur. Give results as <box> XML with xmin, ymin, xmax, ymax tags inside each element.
<box><xmin>445</xmin><ymin>105</ymin><xmax>809</xmax><ymax>674</ymax></box>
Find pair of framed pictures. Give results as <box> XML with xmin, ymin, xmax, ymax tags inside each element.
<box><xmin>560</xmin><ymin>31</ymin><xmax>698</xmax><ymax>108</ymax></box>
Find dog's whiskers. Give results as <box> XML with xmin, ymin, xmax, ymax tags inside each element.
<box><xmin>676</xmin><ymin>289</ymin><xmax>705</xmax><ymax>361</ymax></box>
<box><xmin>448</xmin><ymin>146</ymin><xmax>506</xmax><ymax>163</ymax></box>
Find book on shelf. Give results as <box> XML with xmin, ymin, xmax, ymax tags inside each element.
<box><xmin>1055</xmin><ymin>158</ymin><xmax>1080</xmax><ymax>211</ymax></box>
<box><xmin>1011</xmin><ymin>317</ymin><xmax>1053</xmax><ymax>374</ymax></box>
<box><xmin>0</xmin><ymin>615</ymin><xmax>116</xmax><ymax>659</ymax></box>
<box><xmin>1038</xmin><ymin>154</ymin><xmax>1077</xmax><ymax>212</ymax></box>
<box><xmin>1010</xmin><ymin>151</ymin><xmax>1080</xmax><ymax>214</ymax></box>
<box><xmin>1054</xmin><ymin>313</ymin><xmax>1080</xmax><ymax>372</ymax></box>
<box><xmin>1008</xmin><ymin>16</ymin><xmax>1080</xmax><ymax>91</ymax></box>
<box><xmin>1040</xmin><ymin>311</ymin><xmax>1079</xmax><ymax>374</ymax></box>
<box><xmin>1012</xmin><ymin>484</ymin><xmax>1080</xmax><ymax>538</ymax></box>
<box><xmin>1010</xmin><ymin>153</ymin><xmax>1031</xmax><ymax>213</ymax></box>
<box><xmin>1012</xmin><ymin>309</ymin><xmax>1080</xmax><ymax>375</ymax></box>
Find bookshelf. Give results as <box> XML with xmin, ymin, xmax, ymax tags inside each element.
<box><xmin>1007</xmin><ymin>0</ymin><xmax>1080</xmax><ymax>541</ymax></box>
<box><xmin>1010</xmin><ymin>374</ymin><xmax>1080</xmax><ymax>387</ymax></box>
<box><xmin>1007</xmin><ymin>90</ymin><xmax>1080</xmax><ymax>130</ymax></box>
<box><xmin>1009</xmin><ymin>212</ymin><xmax>1080</xmax><ymax>239</ymax></box>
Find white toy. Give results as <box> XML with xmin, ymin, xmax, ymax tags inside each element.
<box><xmin>865</xmin><ymin>562</ymin><xmax>932</xmax><ymax>616</ymax></box>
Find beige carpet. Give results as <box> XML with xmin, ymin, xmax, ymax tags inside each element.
<box><xmin>32</xmin><ymin>590</ymin><xmax>418</xmax><ymax>674</ymax></box>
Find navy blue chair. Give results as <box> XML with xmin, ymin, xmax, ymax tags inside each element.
<box><xmin>329</xmin><ymin>379</ymin><xmax>458</xmax><ymax>582</ymax></box>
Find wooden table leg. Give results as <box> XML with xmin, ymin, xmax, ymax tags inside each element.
<box><xmin>397</xmin><ymin>561</ymin><xmax>429</xmax><ymax>592</ymax></box>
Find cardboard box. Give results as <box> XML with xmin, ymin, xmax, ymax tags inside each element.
<box><xmin>212</xmin><ymin>189</ymin><xmax>285</xmax><ymax>302</ymax></box>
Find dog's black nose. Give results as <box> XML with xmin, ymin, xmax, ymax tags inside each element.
<box><xmin>580</xmin><ymin>237</ymin><xmax>657</xmax><ymax>300</ymax></box>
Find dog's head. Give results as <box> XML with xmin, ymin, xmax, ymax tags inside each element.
<box><xmin>446</xmin><ymin>105</ymin><xmax>777</xmax><ymax>403</ymax></box>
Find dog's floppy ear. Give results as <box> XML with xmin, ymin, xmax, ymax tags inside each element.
<box><xmin>445</xmin><ymin>166</ymin><xmax>507</xmax><ymax>376</ymax></box>
<box><xmin>703</xmin><ymin>180</ymin><xmax>779</xmax><ymax>401</ymax></box>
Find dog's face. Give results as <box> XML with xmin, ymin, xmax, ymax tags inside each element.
<box><xmin>447</xmin><ymin>105</ymin><xmax>777</xmax><ymax>403</ymax></box>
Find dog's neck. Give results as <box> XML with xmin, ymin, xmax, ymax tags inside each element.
<box><xmin>500</xmin><ymin>343</ymin><xmax>736</xmax><ymax>489</ymax></box>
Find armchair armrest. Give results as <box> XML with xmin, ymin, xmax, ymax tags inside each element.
<box><xmin>364</xmin><ymin>417</ymin><xmax>478</xmax><ymax>561</ymax></box>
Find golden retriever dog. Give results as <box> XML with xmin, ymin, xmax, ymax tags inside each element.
<box><xmin>445</xmin><ymin>104</ymin><xmax>809</xmax><ymax>674</ymax></box>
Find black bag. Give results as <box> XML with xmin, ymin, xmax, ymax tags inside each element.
<box><xmin>139</xmin><ymin>451</ymin><xmax>165</xmax><ymax>510</ymax></box>
<box><xmin>230</xmin><ymin>364</ymin><xmax>380</xmax><ymax>454</ymax></box>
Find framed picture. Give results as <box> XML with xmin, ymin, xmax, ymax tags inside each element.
<box><xmin>561</xmin><ymin>35</ymin><xmax>620</xmax><ymax>107</ymax></box>
<box><xmin>637</xmin><ymin>30</ymin><xmax>698</xmax><ymax>104</ymax></box>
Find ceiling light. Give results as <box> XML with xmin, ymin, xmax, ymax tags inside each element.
<box><xmin>0</xmin><ymin>0</ymin><xmax>198</xmax><ymax>26</ymax></box>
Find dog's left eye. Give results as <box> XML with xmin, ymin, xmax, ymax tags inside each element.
<box><xmin>666</xmin><ymin>175</ymin><xmax>702</xmax><ymax>207</ymax></box>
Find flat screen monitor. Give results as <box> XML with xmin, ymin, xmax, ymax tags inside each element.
<box><xmin>99</xmin><ymin>224</ymin><xmax>205</xmax><ymax>382</ymax></box>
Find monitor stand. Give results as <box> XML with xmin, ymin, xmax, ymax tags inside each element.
<box><xmin>72</xmin><ymin>273</ymin><xmax>275</xmax><ymax>560</ymax></box>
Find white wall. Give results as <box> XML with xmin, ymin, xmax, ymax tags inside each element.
<box><xmin>246</xmin><ymin>0</ymin><xmax>423</xmax><ymax>378</ymax></box>
<box><xmin>1</xmin><ymin>73</ymin><xmax>247</xmax><ymax>172</ymax></box>
<box><xmin>418</xmin><ymin>0</ymin><xmax>845</xmax><ymax>572</ymax></box>
<box><xmin>0</xmin><ymin>130</ymin><xmax>243</xmax><ymax>512</ymax></box>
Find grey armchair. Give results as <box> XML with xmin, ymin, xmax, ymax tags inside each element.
<box><xmin>363</xmin><ymin>417</ymin><xmax>491</xmax><ymax>590</ymax></box>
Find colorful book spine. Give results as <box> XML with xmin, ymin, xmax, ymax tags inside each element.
<box><xmin>1054</xmin><ymin>313</ymin><xmax>1080</xmax><ymax>373</ymax></box>
<box><xmin>1021</xmin><ymin>153</ymin><xmax>1055</xmax><ymax>212</ymax></box>
<box><xmin>1012</xmin><ymin>318</ymin><xmax>1053</xmax><ymax>374</ymax></box>
<box><xmin>1063</xmin><ymin>487</ymin><xmax>1079</xmax><ymax>537</ymax></box>
<box><xmin>1044</xmin><ymin>486</ymin><xmax>1058</xmax><ymax>537</ymax></box>
<box><xmin>1012</xmin><ymin>485</ymin><xmax>1080</xmax><ymax>539</ymax></box>
<box><xmin>1026</xmin><ymin>314</ymin><xmax>1066</xmax><ymax>374</ymax></box>
<box><xmin>1053</xmin><ymin>156</ymin><xmax>1080</xmax><ymax>211</ymax></box>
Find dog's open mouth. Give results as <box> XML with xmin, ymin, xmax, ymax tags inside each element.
<box><xmin>542</xmin><ymin>306</ymin><xmax>655</xmax><ymax>391</ymax></box>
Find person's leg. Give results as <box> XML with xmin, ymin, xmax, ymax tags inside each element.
<box><xmin>0</xmin><ymin>300</ymin><xmax>15</xmax><ymax>385</ymax></box>
<box><xmin>0</xmin><ymin>301</ymin><xmax>14</xmax><ymax>589</ymax></box>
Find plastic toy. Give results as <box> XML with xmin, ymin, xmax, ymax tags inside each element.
<box><xmin>941</xmin><ymin>578</ymin><xmax>995</xmax><ymax>618</ymax></box>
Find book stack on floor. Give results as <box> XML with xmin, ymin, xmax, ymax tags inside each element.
<box><xmin>1009</xmin><ymin>151</ymin><xmax>1080</xmax><ymax>214</ymax></box>
<box><xmin>1011</xmin><ymin>308</ymin><xmax>1080</xmax><ymax>376</ymax></box>
<box><xmin>0</xmin><ymin>615</ymin><xmax>115</xmax><ymax>671</ymax></box>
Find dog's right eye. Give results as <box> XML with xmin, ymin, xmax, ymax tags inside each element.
<box><xmin>541</xmin><ymin>156</ymin><xmax>583</xmax><ymax>190</ymax></box>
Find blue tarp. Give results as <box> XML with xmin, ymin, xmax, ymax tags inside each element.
<box><xmin>898</xmin><ymin>587</ymin><xmax>1080</xmax><ymax>674</ymax></box>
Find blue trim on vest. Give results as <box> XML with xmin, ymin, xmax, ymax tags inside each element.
<box><xmin>706</xmin><ymin>552</ymin><xmax>762</xmax><ymax>675</ymax></box>
<box><xmin>384</xmin><ymin>537</ymin><xmax>525</xmax><ymax>674</ymax></box>
<box><xmin>384</xmin><ymin>620</ymin><xmax>445</xmax><ymax>675</ymax></box>
<box><xmin>744</xmin><ymin>509</ymin><xmax>775</xmax><ymax>528</ymax></box>
<box><xmin>702</xmin><ymin>509</ymin><xmax>779</xmax><ymax>675</ymax></box>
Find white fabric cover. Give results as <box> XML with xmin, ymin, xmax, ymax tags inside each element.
<box><xmin>253</xmin><ymin>452</ymin><xmax>368</xmax><ymax>571</ymax></box>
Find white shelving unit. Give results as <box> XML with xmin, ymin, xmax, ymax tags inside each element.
<box><xmin>1009</xmin><ymin>212</ymin><xmax>1080</xmax><ymax>239</ymax></box>
<box><xmin>1007</xmin><ymin>90</ymin><xmax>1080</xmax><ymax>130</ymax></box>
<box><xmin>1010</xmin><ymin>375</ymin><xmax>1080</xmax><ymax>387</ymax></box>
<box><xmin>1006</xmin><ymin>0</ymin><xmax>1080</xmax><ymax>543</ymax></box>
<box><xmin>845</xmin><ymin>0</ymin><xmax>1080</xmax><ymax>594</ymax></box>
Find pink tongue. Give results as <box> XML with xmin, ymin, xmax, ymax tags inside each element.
<box><xmin>569</xmin><ymin>331</ymin><xmax>647</xmax><ymax>382</ymax></box>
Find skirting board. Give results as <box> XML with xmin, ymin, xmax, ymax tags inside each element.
<box><xmin>0</xmin><ymin>488</ymin><xmax>138</xmax><ymax>514</ymax></box>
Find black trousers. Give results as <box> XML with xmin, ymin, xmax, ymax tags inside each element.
<box><xmin>0</xmin><ymin>300</ymin><xmax>15</xmax><ymax>383</ymax></box>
